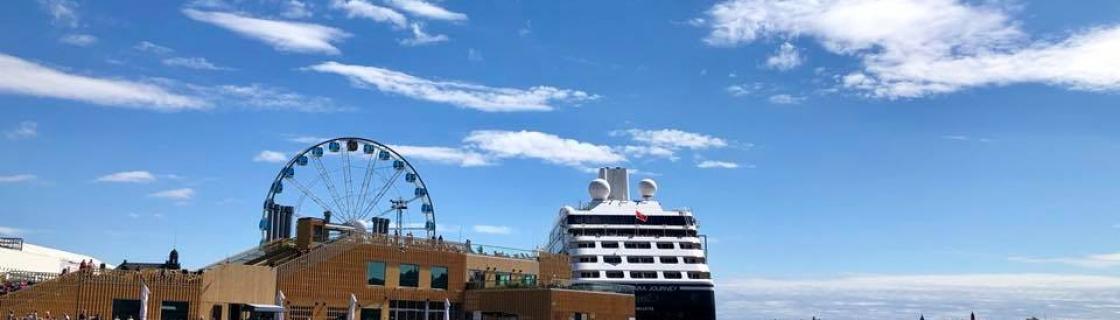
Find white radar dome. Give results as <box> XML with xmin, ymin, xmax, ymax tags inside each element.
<box><xmin>589</xmin><ymin>178</ymin><xmax>611</xmax><ymax>201</ymax></box>
<box><xmin>638</xmin><ymin>178</ymin><xmax>658</xmax><ymax>199</ymax></box>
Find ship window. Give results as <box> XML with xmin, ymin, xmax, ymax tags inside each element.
<box><xmin>366</xmin><ymin>261</ymin><xmax>386</xmax><ymax>286</ymax></box>
<box><xmin>605</xmin><ymin>271</ymin><xmax>624</xmax><ymax>279</ymax></box>
<box><xmin>577</xmin><ymin>256</ymin><xmax>598</xmax><ymax>263</ymax></box>
<box><xmin>603</xmin><ymin>256</ymin><xmax>622</xmax><ymax>264</ymax></box>
<box><xmin>398</xmin><ymin>264</ymin><xmax>419</xmax><ymax>287</ymax></box>
<box><xmin>577</xmin><ymin>271</ymin><xmax>600</xmax><ymax>278</ymax></box>
<box><xmin>624</xmin><ymin>242</ymin><xmax>652</xmax><ymax>249</ymax></box>
<box><xmin>659</xmin><ymin>256</ymin><xmax>678</xmax><ymax>264</ymax></box>
<box><xmin>680</xmin><ymin>242</ymin><xmax>702</xmax><ymax>250</ymax></box>
<box><xmin>687</xmin><ymin>272</ymin><xmax>711</xmax><ymax>279</ymax></box>
<box><xmin>601</xmin><ymin>242</ymin><xmax>620</xmax><ymax>248</ymax></box>
<box><xmin>571</xmin><ymin>241</ymin><xmax>596</xmax><ymax>249</ymax></box>
<box><xmin>629</xmin><ymin>271</ymin><xmax>658</xmax><ymax>279</ymax></box>
<box><xmin>430</xmin><ymin>266</ymin><xmax>448</xmax><ymax>290</ymax></box>
<box><xmin>626</xmin><ymin>256</ymin><xmax>655</xmax><ymax>264</ymax></box>
<box><xmin>684</xmin><ymin>257</ymin><xmax>707</xmax><ymax>264</ymax></box>
<box><xmin>663</xmin><ymin>271</ymin><xmax>683</xmax><ymax>279</ymax></box>
<box><xmin>522</xmin><ymin>274</ymin><xmax>538</xmax><ymax>286</ymax></box>
<box><xmin>656</xmin><ymin>242</ymin><xmax>675</xmax><ymax>249</ymax></box>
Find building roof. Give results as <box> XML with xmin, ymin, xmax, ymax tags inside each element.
<box><xmin>0</xmin><ymin>239</ymin><xmax>108</xmax><ymax>274</ymax></box>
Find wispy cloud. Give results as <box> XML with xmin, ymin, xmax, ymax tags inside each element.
<box><xmin>330</xmin><ymin>0</ymin><xmax>408</xmax><ymax>28</ymax></box>
<box><xmin>0</xmin><ymin>53</ymin><xmax>207</xmax><ymax>110</ymax></box>
<box><xmin>941</xmin><ymin>135</ymin><xmax>993</xmax><ymax>143</ymax></box>
<box><xmin>183</xmin><ymin>9</ymin><xmax>350</xmax><ymax>55</ymax></box>
<box><xmin>703</xmin><ymin>0</ymin><xmax>1120</xmax><ymax>98</ymax></box>
<box><xmin>149</xmin><ymin>188</ymin><xmax>195</xmax><ymax>200</ymax></box>
<box><xmin>399</xmin><ymin>23</ymin><xmax>448</xmax><ymax>46</ymax></box>
<box><xmin>389</xmin><ymin>145</ymin><xmax>491</xmax><ymax>167</ymax></box>
<box><xmin>765</xmin><ymin>42</ymin><xmax>802</xmax><ymax>71</ymax></box>
<box><xmin>96</xmin><ymin>171</ymin><xmax>157</xmax><ymax>183</ymax></box>
<box><xmin>134</xmin><ymin>41</ymin><xmax>174</xmax><ymax>54</ymax></box>
<box><xmin>767</xmin><ymin>94</ymin><xmax>804</xmax><ymax>105</ymax></box>
<box><xmin>1010</xmin><ymin>252</ymin><xmax>1120</xmax><ymax>269</ymax></box>
<box><xmin>281</xmin><ymin>0</ymin><xmax>312</xmax><ymax>19</ymax></box>
<box><xmin>719</xmin><ymin>273</ymin><xmax>1120</xmax><ymax>320</ymax></box>
<box><xmin>697</xmin><ymin>160</ymin><xmax>740</xmax><ymax>169</ymax></box>
<box><xmin>472</xmin><ymin>225</ymin><xmax>512</xmax><ymax>235</ymax></box>
<box><xmin>59</xmin><ymin>34</ymin><xmax>97</xmax><ymax>46</ymax></box>
<box><xmin>194</xmin><ymin>84</ymin><xmax>339</xmax><ymax>112</ymax></box>
<box><xmin>613</xmin><ymin>129</ymin><xmax>729</xmax><ymax>160</ymax></box>
<box><xmin>464</xmin><ymin>130</ymin><xmax>625</xmax><ymax>168</ymax></box>
<box><xmin>0</xmin><ymin>174</ymin><xmax>37</xmax><ymax>183</ymax></box>
<box><xmin>39</xmin><ymin>0</ymin><xmax>79</xmax><ymax>27</ymax></box>
<box><xmin>306</xmin><ymin>61</ymin><xmax>597</xmax><ymax>112</ymax></box>
<box><xmin>162</xmin><ymin>57</ymin><xmax>230</xmax><ymax>70</ymax></box>
<box><xmin>253</xmin><ymin>150</ymin><xmax>289</xmax><ymax>163</ymax></box>
<box><xmin>288</xmin><ymin>136</ymin><xmax>330</xmax><ymax>144</ymax></box>
<box><xmin>386</xmin><ymin>0</ymin><xmax>467</xmax><ymax>22</ymax></box>
<box><xmin>5</xmin><ymin>121</ymin><xmax>38</xmax><ymax>140</ymax></box>
<box><xmin>0</xmin><ymin>225</ymin><xmax>29</xmax><ymax>237</ymax></box>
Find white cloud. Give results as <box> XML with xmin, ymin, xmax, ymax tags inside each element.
<box><xmin>697</xmin><ymin>160</ymin><xmax>740</xmax><ymax>169</ymax></box>
<box><xmin>0</xmin><ymin>225</ymin><xmax>28</xmax><ymax>237</ymax></box>
<box><xmin>465</xmin><ymin>130</ymin><xmax>625</xmax><ymax>168</ymax></box>
<box><xmin>289</xmin><ymin>136</ymin><xmax>330</xmax><ymax>144</ymax></box>
<box><xmin>281</xmin><ymin>0</ymin><xmax>312</xmax><ymax>19</ymax></box>
<box><xmin>306</xmin><ymin>61</ymin><xmax>597</xmax><ymax>112</ymax></box>
<box><xmin>198</xmin><ymin>84</ymin><xmax>338</xmax><ymax>112</ymax></box>
<box><xmin>330</xmin><ymin>0</ymin><xmax>408</xmax><ymax>28</ymax></box>
<box><xmin>39</xmin><ymin>0</ymin><xmax>78</xmax><ymax>27</ymax></box>
<box><xmin>5</xmin><ymin>121</ymin><xmax>38</xmax><ymax>140</ymax></box>
<box><xmin>703</xmin><ymin>0</ymin><xmax>1120</xmax><ymax>98</ymax></box>
<box><xmin>1010</xmin><ymin>252</ymin><xmax>1120</xmax><ymax>269</ymax></box>
<box><xmin>725</xmin><ymin>82</ymin><xmax>763</xmax><ymax>97</ymax></box>
<box><xmin>0</xmin><ymin>53</ymin><xmax>207</xmax><ymax>110</ymax></box>
<box><xmin>467</xmin><ymin>48</ymin><xmax>483</xmax><ymax>62</ymax></box>
<box><xmin>0</xmin><ymin>174</ymin><xmax>37</xmax><ymax>183</ymax></box>
<box><xmin>183</xmin><ymin>9</ymin><xmax>350</xmax><ymax>55</ymax></box>
<box><xmin>472</xmin><ymin>225</ymin><xmax>512</xmax><ymax>235</ymax></box>
<box><xmin>389</xmin><ymin>145</ymin><xmax>491</xmax><ymax>167</ymax></box>
<box><xmin>399</xmin><ymin>23</ymin><xmax>449</xmax><ymax>46</ymax></box>
<box><xmin>96</xmin><ymin>171</ymin><xmax>157</xmax><ymax>183</ymax></box>
<box><xmin>149</xmin><ymin>188</ymin><xmax>195</xmax><ymax>200</ymax></box>
<box><xmin>615</xmin><ymin>129</ymin><xmax>728</xmax><ymax>150</ymax></box>
<box><xmin>719</xmin><ymin>273</ymin><xmax>1120</xmax><ymax>320</ymax></box>
<box><xmin>59</xmin><ymin>34</ymin><xmax>97</xmax><ymax>46</ymax></box>
<box><xmin>386</xmin><ymin>0</ymin><xmax>467</xmax><ymax>22</ymax></box>
<box><xmin>765</xmin><ymin>42</ymin><xmax>802</xmax><ymax>70</ymax></box>
<box><xmin>941</xmin><ymin>135</ymin><xmax>993</xmax><ymax>143</ymax></box>
<box><xmin>162</xmin><ymin>57</ymin><xmax>230</xmax><ymax>70</ymax></box>
<box><xmin>134</xmin><ymin>41</ymin><xmax>174</xmax><ymax>54</ymax></box>
<box><xmin>768</xmin><ymin>94</ymin><xmax>804</xmax><ymax>104</ymax></box>
<box><xmin>253</xmin><ymin>150</ymin><xmax>289</xmax><ymax>163</ymax></box>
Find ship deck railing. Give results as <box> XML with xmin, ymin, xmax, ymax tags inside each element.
<box><xmin>466</xmin><ymin>278</ymin><xmax>634</xmax><ymax>295</ymax></box>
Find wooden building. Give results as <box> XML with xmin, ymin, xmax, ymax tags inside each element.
<box><xmin>1</xmin><ymin>218</ymin><xmax>634</xmax><ymax>320</ymax></box>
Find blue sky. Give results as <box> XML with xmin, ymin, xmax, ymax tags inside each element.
<box><xmin>2</xmin><ymin>0</ymin><xmax>1120</xmax><ymax>319</ymax></box>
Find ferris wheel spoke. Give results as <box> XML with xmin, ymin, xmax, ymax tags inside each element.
<box><xmin>311</xmin><ymin>155</ymin><xmax>350</xmax><ymax>221</ymax></box>
<box><xmin>284</xmin><ymin>177</ymin><xmax>338</xmax><ymax>216</ymax></box>
<box><xmin>359</xmin><ymin>169</ymin><xmax>404</xmax><ymax>220</ymax></box>
<box><xmin>353</xmin><ymin>148</ymin><xmax>380</xmax><ymax>220</ymax></box>
<box><xmin>342</xmin><ymin>145</ymin><xmax>355</xmax><ymax>218</ymax></box>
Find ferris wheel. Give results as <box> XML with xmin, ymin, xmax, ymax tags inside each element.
<box><xmin>260</xmin><ymin>137</ymin><xmax>436</xmax><ymax>244</ymax></box>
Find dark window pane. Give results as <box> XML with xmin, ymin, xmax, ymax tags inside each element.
<box><xmin>399</xmin><ymin>264</ymin><xmax>419</xmax><ymax>287</ymax></box>
<box><xmin>367</xmin><ymin>261</ymin><xmax>386</xmax><ymax>286</ymax></box>
<box><xmin>431</xmin><ymin>266</ymin><xmax>448</xmax><ymax>289</ymax></box>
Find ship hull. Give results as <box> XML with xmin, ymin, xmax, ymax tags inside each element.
<box><xmin>632</xmin><ymin>283</ymin><xmax>716</xmax><ymax>320</ymax></box>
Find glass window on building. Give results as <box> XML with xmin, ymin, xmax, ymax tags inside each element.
<box><xmin>605</xmin><ymin>271</ymin><xmax>624</xmax><ymax>279</ymax></box>
<box><xmin>663</xmin><ymin>271</ymin><xmax>683</xmax><ymax>279</ymax></box>
<box><xmin>495</xmin><ymin>272</ymin><xmax>511</xmax><ymax>286</ymax></box>
<box><xmin>399</xmin><ymin>264</ymin><xmax>419</xmax><ymax>287</ymax></box>
<box><xmin>430</xmin><ymin>266</ymin><xmax>448</xmax><ymax>290</ymax></box>
<box><xmin>603</xmin><ymin>256</ymin><xmax>622</xmax><ymax>264</ymax></box>
<box><xmin>601</xmin><ymin>242</ymin><xmax>620</xmax><ymax>248</ymax></box>
<box><xmin>521</xmin><ymin>274</ymin><xmax>538</xmax><ymax>286</ymax></box>
<box><xmin>366</xmin><ymin>261</ymin><xmax>386</xmax><ymax>286</ymax></box>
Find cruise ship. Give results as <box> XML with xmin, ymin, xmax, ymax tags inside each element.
<box><xmin>547</xmin><ymin>167</ymin><xmax>716</xmax><ymax>320</ymax></box>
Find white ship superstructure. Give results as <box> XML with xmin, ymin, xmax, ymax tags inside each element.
<box><xmin>546</xmin><ymin>167</ymin><xmax>715</xmax><ymax>320</ymax></box>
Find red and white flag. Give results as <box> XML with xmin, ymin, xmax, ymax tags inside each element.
<box><xmin>635</xmin><ymin>210</ymin><xmax>648</xmax><ymax>223</ymax></box>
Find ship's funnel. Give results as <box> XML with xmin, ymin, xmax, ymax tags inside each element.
<box><xmin>597</xmin><ymin>167</ymin><xmax>630</xmax><ymax>201</ymax></box>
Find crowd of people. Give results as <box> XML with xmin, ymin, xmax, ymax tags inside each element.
<box><xmin>5</xmin><ymin>310</ymin><xmax>110</xmax><ymax>320</ymax></box>
<box><xmin>0</xmin><ymin>280</ymin><xmax>35</xmax><ymax>296</ymax></box>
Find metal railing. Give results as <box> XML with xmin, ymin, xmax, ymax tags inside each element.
<box><xmin>466</xmin><ymin>278</ymin><xmax>634</xmax><ymax>295</ymax></box>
